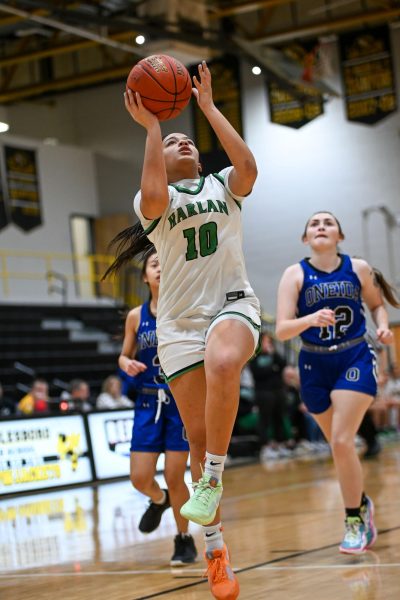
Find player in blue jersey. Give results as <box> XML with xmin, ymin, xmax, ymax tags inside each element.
<box><xmin>276</xmin><ymin>211</ymin><xmax>399</xmax><ymax>555</ymax></box>
<box><xmin>119</xmin><ymin>246</ymin><xmax>197</xmax><ymax>566</ymax></box>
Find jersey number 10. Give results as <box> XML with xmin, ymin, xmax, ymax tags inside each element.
<box><xmin>183</xmin><ymin>222</ymin><xmax>218</xmax><ymax>261</ymax></box>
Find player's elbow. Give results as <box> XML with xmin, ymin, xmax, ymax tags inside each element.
<box><xmin>275</xmin><ymin>324</ymin><xmax>287</xmax><ymax>342</ymax></box>
<box><xmin>243</xmin><ymin>158</ymin><xmax>258</xmax><ymax>184</ymax></box>
<box><xmin>371</xmin><ymin>302</ymin><xmax>384</xmax><ymax>314</ymax></box>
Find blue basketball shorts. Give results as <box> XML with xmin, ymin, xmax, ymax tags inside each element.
<box><xmin>299</xmin><ymin>341</ymin><xmax>378</xmax><ymax>414</ymax></box>
<box><xmin>130</xmin><ymin>391</ymin><xmax>189</xmax><ymax>453</ymax></box>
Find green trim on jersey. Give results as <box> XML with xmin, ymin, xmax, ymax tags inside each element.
<box><xmin>210</xmin><ymin>310</ymin><xmax>261</xmax><ymax>332</ymax></box>
<box><xmin>212</xmin><ymin>172</ymin><xmax>242</xmax><ymax>211</ymax></box>
<box><xmin>171</xmin><ymin>176</ymin><xmax>205</xmax><ymax>195</ymax></box>
<box><xmin>166</xmin><ymin>360</ymin><xmax>205</xmax><ymax>382</ymax></box>
<box><xmin>212</xmin><ymin>172</ymin><xmax>225</xmax><ymax>186</ymax></box>
<box><xmin>144</xmin><ymin>217</ymin><xmax>161</xmax><ymax>235</ymax></box>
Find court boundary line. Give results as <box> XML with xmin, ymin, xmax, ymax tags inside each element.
<box><xmin>1</xmin><ymin>560</ymin><xmax>400</xmax><ymax>579</ymax></box>
<box><xmin>131</xmin><ymin>525</ymin><xmax>400</xmax><ymax>599</ymax></box>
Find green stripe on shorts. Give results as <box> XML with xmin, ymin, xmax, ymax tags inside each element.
<box><xmin>210</xmin><ymin>310</ymin><xmax>261</xmax><ymax>332</ymax></box>
<box><xmin>166</xmin><ymin>360</ymin><xmax>205</xmax><ymax>383</ymax></box>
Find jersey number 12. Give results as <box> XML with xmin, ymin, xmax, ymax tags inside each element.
<box><xmin>319</xmin><ymin>305</ymin><xmax>354</xmax><ymax>340</ymax></box>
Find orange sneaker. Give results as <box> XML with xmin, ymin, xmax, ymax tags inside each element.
<box><xmin>204</xmin><ymin>544</ymin><xmax>240</xmax><ymax>600</ymax></box>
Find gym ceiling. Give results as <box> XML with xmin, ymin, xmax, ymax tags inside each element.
<box><xmin>0</xmin><ymin>0</ymin><xmax>399</xmax><ymax>104</ymax></box>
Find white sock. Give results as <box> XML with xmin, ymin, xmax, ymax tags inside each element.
<box><xmin>153</xmin><ymin>489</ymin><xmax>167</xmax><ymax>505</ymax></box>
<box><xmin>203</xmin><ymin>522</ymin><xmax>224</xmax><ymax>552</ymax></box>
<box><xmin>204</xmin><ymin>452</ymin><xmax>226</xmax><ymax>482</ymax></box>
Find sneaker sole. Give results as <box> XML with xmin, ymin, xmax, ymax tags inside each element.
<box><xmin>339</xmin><ymin>545</ymin><xmax>367</xmax><ymax>555</ymax></box>
<box><xmin>138</xmin><ymin>520</ymin><xmax>165</xmax><ymax>534</ymax></box>
<box><xmin>180</xmin><ymin>504</ymin><xmax>218</xmax><ymax>526</ymax></box>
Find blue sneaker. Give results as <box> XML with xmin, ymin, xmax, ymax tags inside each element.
<box><xmin>339</xmin><ymin>516</ymin><xmax>367</xmax><ymax>554</ymax></box>
<box><xmin>360</xmin><ymin>495</ymin><xmax>378</xmax><ymax>549</ymax></box>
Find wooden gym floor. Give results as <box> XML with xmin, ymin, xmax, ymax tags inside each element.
<box><xmin>1</xmin><ymin>443</ymin><xmax>399</xmax><ymax>599</ymax></box>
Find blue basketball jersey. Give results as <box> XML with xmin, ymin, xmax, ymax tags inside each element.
<box><xmin>297</xmin><ymin>254</ymin><xmax>366</xmax><ymax>346</ymax></box>
<box><xmin>133</xmin><ymin>302</ymin><xmax>168</xmax><ymax>391</ymax></box>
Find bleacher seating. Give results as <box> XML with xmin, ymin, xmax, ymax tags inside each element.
<box><xmin>0</xmin><ymin>304</ymin><xmax>125</xmax><ymax>402</ymax></box>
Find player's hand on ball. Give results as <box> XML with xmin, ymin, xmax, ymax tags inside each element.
<box><xmin>308</xmin><ymin>309</ymin><xmax>336</xmax><ymax>328</ymax></box>
<box><xmin>192</xmin><ymin>61</ymin><xmax>214</xmax><ymax>112</ymax></box>
<box><xmin>124</xmin><ymin>89</ymin><xmax>158</xmax><ymax>129</ymax></box>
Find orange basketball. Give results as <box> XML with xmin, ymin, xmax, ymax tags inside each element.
<box><xmin>126</xmin><ymin>54</ymin><xmax>192</xmax><ymax>121</ymax></box>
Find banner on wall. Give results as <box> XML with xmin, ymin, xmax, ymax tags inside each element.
<box><xmin>267</xmin><ymin>82</ymin><xmax>324</xmax><ymax>128</ymax></box>
<box><xmin>88</xmin><ymin>410</ymin><xmax>169</xmax><ymax>479</ymax></box>
<box><xmin>266</xmin><ymin>40</ymin><xmax>325</xmax><ymax>129</ymax></box>
<box><xmin>0</xmin><ymin>415</ymin><xmax>93</xmax><ymax>495</ymax></box>
<box><xmin>88</xmin><ymin>410</ymin><xmax>133</xmax><ymax>479</ymax></box>
<box><xmin>339</xmin><ymin>25</ymin><xmax>397</xmax><ymax>124</ymax></box>
<box><xmin>190</xmin><ymin>55</ymin><xmax>242</xmax><ymax>174</ymax></box>
<box><xmin>4</xmin><ymin>145</ymin><xmax>43</xmax><ymax>231</ymax></box>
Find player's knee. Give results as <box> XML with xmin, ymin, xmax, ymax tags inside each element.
<box><xmin>330</xmin><ymin>434</ymin><xmax>354</xmax><ymax>456</ymax></box>
<box><xmin>207</xmin><ymin>351</ymin><xmax>242</xmax><ymax>380</ymax></box>
<box><xmin>164</xmin><ymin>469</ymin><xmax>184</xmax><ymax>490</ymax></box>
<box><xmin>130</xmin><ymin>471</ymin><xmax>152</xmax><ymax>492</ymax></box>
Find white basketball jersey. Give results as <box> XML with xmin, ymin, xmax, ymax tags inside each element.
<box><xmin>134</xmin><ymin>167</ymin><xmax>257</xmax><ymax>325</ymax></box>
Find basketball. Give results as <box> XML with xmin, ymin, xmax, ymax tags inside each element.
<box><xmin>126</xmin><ymin>55</ymin><xmax>192</xmax><ymax>121</ymax></box>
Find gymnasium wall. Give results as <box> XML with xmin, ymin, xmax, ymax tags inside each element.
<box><xmin>240</xmin><ymin>32</ymin><xmax>400</xmax><ymax>321</ymax></box>
<box><xmin>0</xmin><ymin>134</ymin><xmax>99</xmax><ymax>302</ymax></box>
<box><xmin>1</xmin><ymin>30</ymin><xmax>400</xmax><ymax>320</ymax></box>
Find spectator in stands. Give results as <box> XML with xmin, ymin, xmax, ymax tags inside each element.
<box><xmin>17</xmin><ymin>379</ymin><xmax>49</xmax><ymax>415</ymax></box>
<box><xmin>282</xmin><ymin>365</ymin><xmax>329</xmax><ymax>455</ymax></box>
<box><xmin>368</xmin><ymin>370</ymin><xmax>390</xmax><ymax>433</ymax></box>
<box><xmin>357</xmin><ymin>337</ymin><xmax>384</xmax><ymax>459</ymax></box>
<box><xmin>0</xmin><ymin>382</ymin><xmax>16</xmax><ymax>416</ymax></box>
<box><xmin>230</xmin><ymin>365</ymin><xmax>259</xmax><ymax>457</ymax></box>
<box><xmin>68</xmin><ymin>379</ymin><xmax>93</xmax><ymax>412</ymax></box>
<box><xmin>282</xmin><ymin>365</ymin><xmax>308</xmax><ymax>443</ymax></box>
<box><xmin>236</xmin><ymin>364</ymin><xmax>256</xmax><ymax>424</ymax></box>
<box><xmin>386</xmin><ymin>363</ymin><xmax>400</xmax><ymax>397</ymax></box>
<box><xmin>96</xmin><ymin>375</ymin><xmax>134</xmax><ymax>410</ymax></box>
<box><xmin>249</xmin><ymin>333</ymin><xmax>291</xmax><ymax>460</ymax></box>
<box><xmin>358</xmin><ymin>411</ymin><xmax>382</xmax><ymax>459</ymax></box>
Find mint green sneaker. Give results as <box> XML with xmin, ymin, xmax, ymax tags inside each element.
<box><xmin>180</xmin><ymin>474</ymin><xmax>223</xmax><ymax>525</ymax></box>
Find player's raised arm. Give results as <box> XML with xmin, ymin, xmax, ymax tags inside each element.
<box><xmin>124</xmin><ymin>89</ymin><xmax>169</xmax><ymax>219</ymax></box>
<box><xmin>192</xmin><ymin>61</ymin><xmax>257</xmax><ymax>197</ymax></box>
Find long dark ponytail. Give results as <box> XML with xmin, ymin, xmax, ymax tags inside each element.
<box><xmin>102</xmin><ymin>221</ymin><xmax>154</xmax><ymax>280</ymax></box>
<box><xmin>373</xmin><ymin>267</ymin><xmax>400</xmax><ymax>308</ymax></box>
